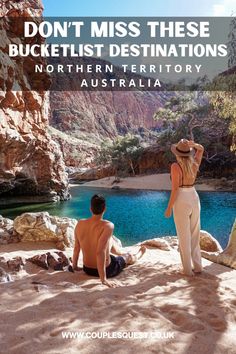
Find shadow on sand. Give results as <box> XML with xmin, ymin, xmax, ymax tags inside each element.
<box><xmin>1</xmin><ymin>256</ymin><xmax>235</xmax><ymax>354</ymax></box>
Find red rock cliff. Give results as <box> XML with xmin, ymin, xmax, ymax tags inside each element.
<box><xmin>0</xmin><ymin>0</ymin><xmax>69</xmax><ymax>202</ymax></box>
<box><xmin>50</xmin><ymin>89</ymin><xmax>167</xmax><ymax>167</ymax></box>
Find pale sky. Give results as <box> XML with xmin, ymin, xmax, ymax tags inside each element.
<box><xmin>43</xmin><ymin>0</ymin><xmax>236</xmax><ymax>17</ymax></box>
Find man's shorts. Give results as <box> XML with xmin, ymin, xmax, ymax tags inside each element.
<box><xmin>83</xmin><ymin>255</ymin><xmax>126</xmax><ymax>278</ymax></box>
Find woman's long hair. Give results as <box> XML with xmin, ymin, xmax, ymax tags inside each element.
<box><xmin>176</xmin><ymin>155</ymin><xmax>198</xmax><ymax>179</ymax></box>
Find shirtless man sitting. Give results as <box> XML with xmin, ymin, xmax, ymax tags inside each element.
<box><xmin>72</xmin><ymin>194</ymin><xmax>146</xmax><ymax>288</ymax></box>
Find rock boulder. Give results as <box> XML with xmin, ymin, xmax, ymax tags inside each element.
<box><xmin>7</xmin><ymin>257</ymin><xmax>25</xmax><ymax>272</ymax></box>
<box><xmin>27</xmin><ymin>251</ymin><xmax>71</xmax><ymax>270</ymax></box>
<box><xmin>141</xmin><ymin>237</ymin><xmax>171</xmax><ymax>251</ymax></box>
<box><xmin>13</xmin><ymin>212</ymin><xmax>77</xmax><ymax>250</ymax></box>
<box><xmin>27</xmin><ymin>254</ymin><xmax>49</xmax><ymax>270</ymax></box>
<box><xmin>199</xmin><ymin>230</ymin><xmax>223</xmax><ymax>252</ymax></box>
<box><xmin>201</xmin><ymin>220</ymin><xmax>236</xmax><ymax>269</ymax></box>
<box><xmin>0</xmin><ymin>215</ymin><xmax>20</xmax><ymax>244</ymax></box>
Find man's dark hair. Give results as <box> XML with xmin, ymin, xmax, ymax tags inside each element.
<box><xmin>91</xmin><ymin>194</ymin><xmax>106</xmax><ymax>215</ymax></box>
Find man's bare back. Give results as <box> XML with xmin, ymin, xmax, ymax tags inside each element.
<box><xmin>72</xmin><ymin>194</ymin><xmax>146</xmax><ymax>288</ymax></box>
<box><xmin>75</xmin><ymin>217</ymin><xmax>114</xmax><ymax>269</ymax></box>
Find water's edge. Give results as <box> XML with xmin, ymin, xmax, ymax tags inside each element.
<box><xmin>0</xmin><ymin>187</ymin><xmax>235</xmax><ymax>249</ymax></box>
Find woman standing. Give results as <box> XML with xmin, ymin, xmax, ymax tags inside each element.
<box><xmin>165</xmin><ymin>139</ymin><xmax>204</xmax><ymax>276</ymax></box>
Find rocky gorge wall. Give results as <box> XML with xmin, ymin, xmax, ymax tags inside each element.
<box><xmin>0</xmin><ymin>0</ymin><xmax>69</xmax><ymax>202</ymax></box>
<box><xmin>49</xmin><ymin>74</ymin><xmax>169</xmax><ymax>168</ymax></box>
<box><xmin>1</xmin><ymin>1</ymin><xmax>234</xmax><ymax>190</ymax></box>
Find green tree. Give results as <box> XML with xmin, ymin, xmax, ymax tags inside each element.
<box><xmin>153</xmin><ymin>91</ymin><xmax>234</xmax><ymax>169</ymax></box>
<box><xmin>153</xmin><ymin>92</ymin><xmax>211</xmax><ymax>141</ymax></box>
<box><xmin>208</xmin><ymin>76</ymin><xmax>236</xmax><ymax>152</ymax></box>
<box><xmin>228</xmin><ymin>17</ymin><xmax>236</xmax><ymax>69</ymax></box>
<box><xmin>96</xmin><ymin>134</ymin><xmax>144</xmax><ymax>176</ymax></box>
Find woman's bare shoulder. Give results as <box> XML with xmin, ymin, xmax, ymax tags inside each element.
<box><xmin>171</xmin><ymin>162</ymin><xmax>180</xmax><ymax>171</ymax></box>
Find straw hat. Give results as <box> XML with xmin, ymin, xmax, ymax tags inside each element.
<box><xmin>171</xmin><ymin>139</ymin><xmax>194</xmax><ymax>157</ymax></box>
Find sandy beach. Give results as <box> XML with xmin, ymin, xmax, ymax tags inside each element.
<box><xmin>80</xmin><ymin>174</ymin><xmax>218</xmax><ymax>191</ymax></box>
<box><xmin>1</xmin><ymin>241</ymin><xmax>236</xmax><ymax>354</ymax></box>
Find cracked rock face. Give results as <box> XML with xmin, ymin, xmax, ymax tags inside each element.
<box><xmin>0</xmin><ymin>212</ymin><xmax>77</xmax><ymax>249</ymax></box>
<box><xmin>0</xmin><ymin>0</ymin><xmax>69</xmax><ymax>202</ymax></box>
<box><xmin>13</xmin><ymin>212</ymin><xmax>77</xmax><ymax>250</ymax></box>
<box><xmin>0</xmin><ymin>215</ymin><xmax>20</xmax><ymax>244</ymax></box>
<box><xmin>28</xmin><ymin>251</ymin><xmax>70</xmax><ymax>271</ymax></box>
<box><xmin>49</xmin><ymin>89</ymin><xmax>168</xmax><ymax>169</ymax></box>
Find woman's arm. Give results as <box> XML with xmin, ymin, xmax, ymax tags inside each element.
<box><xmin>165</xmin><ymin>163</ymin><xmax>180</xmax><ymax>218</ymax></box>
<box><xmin>189</xmin><ymin>141</ymin><xmax>204</xmax><ymax>166</ymax></box>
